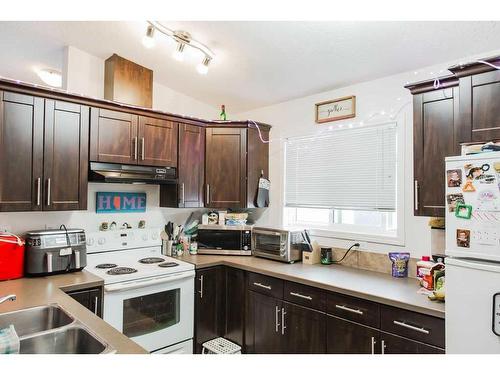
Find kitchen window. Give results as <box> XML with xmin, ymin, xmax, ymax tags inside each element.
<box><xmin>284</xmin><ymin>122</ymin><xmax>403</xmax><ymax>244</ymax></box>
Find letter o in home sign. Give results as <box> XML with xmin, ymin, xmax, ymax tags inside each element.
<box><xmin>96</xmin><ymin>192</ymin><xmax>147</xmax><ymax>213</ymax></box>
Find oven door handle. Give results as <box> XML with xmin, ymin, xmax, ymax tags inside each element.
<box><xmin>104</xmin><ymin>271</ymin><xmax>195</xmax><ymax>293</ymax></box>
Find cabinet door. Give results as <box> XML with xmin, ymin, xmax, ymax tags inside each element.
<box><xmin>43</xmin><ymin>100</ymin><xmax>89</xmax><ymax>211</ymax></box>
<box><xmin>67</xmin><ymin>287</ymin><xmax>102</xmax><ymax>318</ymax></box>
<box><xmin>178</xmin><ymin>123</ymin><xmax>204</xmax><ymax>207</ymax></box>
<box><xmin>224</xmin><ymin>267</ymin><xmax>245</xmax><ymax>349</ymax></box>
<box><xmin>459</xmin><ymin>70</ymin><xmax>500</xmax><ymax>142</ymax></box>
<box><xmin>90</xmin><ymin>108</ymin><xmax>138</xmax><ymax>164</ymax></box>
<box><xmin>327</xmin><ymin>315</ymin><xmax>380</xmax><ymax>354</ymax></box>
<box><xmin>413</xmin><ymin>89</ymin><xmax>459</xmax><ymax>217</ymax></box>
<box><xmin>205</xmin><ymin>128</ymin><xmax>247</xmax><ymax>208</ymax></box>
<box><xmin>246</xmin><ymin>291</ymin><xmax>283</xmax><ymax>354</ymax></box>
<box><xmin>194</xmin><ymin>267</ymin><xmax>225</xmax><ymax>353</ymax></box>
<box><xmin>138</xmin><ymin>116</ymin><xmax>178</xmax><ymax>167</ymax></box>
<box><xmin>0</xmin><ymin>92</ymin><xmax>44</xmax><ymax>212</ymax></box>
<box><xmin>283</xmin><ymin>302</ymin><xmax>326</xmax><ymax>354</ymax></box>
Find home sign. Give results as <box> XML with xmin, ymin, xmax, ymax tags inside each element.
<box><xmin>96</xmin><ymin>192</ymin><xmax>147</xmax><ymax>213</ymax></box>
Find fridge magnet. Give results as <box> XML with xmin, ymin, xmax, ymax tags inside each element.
<box><xmin>476</xmin><ymin>174</ymin><xmax>497</xmax><ymax>184</ymax></box>
<box><xmin>464</xmin><ymin>163</ymin><xmax>490</xmax><ymax>180</ymax></box>
<box><xmin>447</xmin><ymin>169</ymin><xmax>462</xmax><ymax>187</ymax></box>
<box><xmin>446</xmin><ymin>193</ymin><xmax>465</xmax><ymax>212</ymax></box>
<box><xmin>477</xmin><ymin>190</ymin><xmax>500</xmax><ymax>211</ymax></box>
<box><xmin>462</xmin><ymin>180</ymin><xmax>476</xmax><ymax>192</ymax></box>
<box><xmin>456</xmin><ymin>229</ymin><xmax>471</xmax><ymax>248</ymax></box>
<box><xmin>455</xmin><ymin>203</ymin><xmax>473</xmax><ymax>219</ymax></box>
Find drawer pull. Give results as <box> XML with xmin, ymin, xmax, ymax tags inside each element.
<box><xmin>253</xmin><ymin>282</ymin><xmax>272</xmax><ymax>290</ymax></box>
<box><xmin>290</xmin><ymin>292</ymin><xmax>312</xmax><ymax>300</ymax></box>
<box><xmin>335</xmin><ymin>304</ymin><xmax>364</xmax><ymax>315</ymax></box>
<box><xmin>393</xmin><ymin>320</ymin><xmax>430</xmax><ymax>334</ymax></box>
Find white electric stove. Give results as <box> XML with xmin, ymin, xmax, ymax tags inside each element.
<box><xmin>85</xmin><ymin>228</ymin><xmax>195</xmax><ymax>354</ymax></box>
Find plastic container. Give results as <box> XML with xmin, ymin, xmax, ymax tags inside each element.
<box><xmin>416</xmin><ymin>256</ymin><xmax>435</xmax><ymax>279</ymax></box>
<box><xmin>0</xmin><ymin>233</ymin><xmax>25</xmax><ymax>281</ymax></box>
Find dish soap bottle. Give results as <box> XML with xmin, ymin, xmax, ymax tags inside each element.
<box><xmin>219</xmin><ymin>105</ymin><xmax>227</xmax><ymax>121</ymax></box>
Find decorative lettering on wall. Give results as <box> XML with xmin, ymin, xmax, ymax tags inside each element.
<box><xmin>96</xmin><ymin>192</ymin><xmax>147</xmax><ymax>213</ymax></box>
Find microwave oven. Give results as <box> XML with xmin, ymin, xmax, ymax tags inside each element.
<box><xmin>197</xmin><ymin>225</ymin><xmax>252</xmax><ymax>256</ymax></box>
<box><xmin>252</xmin><ymin>227</ymin><xmax>310</xmax><ymax>263</ymax></box>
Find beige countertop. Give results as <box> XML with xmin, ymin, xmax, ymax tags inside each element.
<box><xmin>179</xmin><ymin>254</ymin><xmax>445</xmax><ymax>319</ymax></box>
<box><xmin>0</xmin><ymin>271</ymin><xmax>147</xmax><ymax>354</ymax></box>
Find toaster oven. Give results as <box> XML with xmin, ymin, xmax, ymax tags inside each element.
<box><xmin>252</xmin><ymin>227</ymin><xmax>310</xmax><ymax>263</ymax></box>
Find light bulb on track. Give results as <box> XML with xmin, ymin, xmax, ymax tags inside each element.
<box><xmin>142</xmin><ymin>25</ymin><xmax>156</xmax><ymax>48</ymax></box>
<box><xmin>196</xmin><ymin>56</ymin><xmax>211</xmax><ymax>75</ymax></box>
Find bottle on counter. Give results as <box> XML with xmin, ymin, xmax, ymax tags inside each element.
<box><xmin>416</xmin><ymin>256</ymin><xmax>435</xmax><ymax>279</ymax></box>
<box><xmin>219</xmin><ymin>105</ymin><xmax>227</xmax><ymax>121</ymax></box>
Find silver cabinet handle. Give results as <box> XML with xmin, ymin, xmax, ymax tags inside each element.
<box><xmin>253</xmin><ymin>282</ymin><xmax>271</xmax><ymax>290</ymax></box>
<box><xmin>133</xmin><ymin>137</ymin><xmax>138</xmax><ymax>160</ymax></box>
<box><xmin>281</xmin><ymin>307</ymin><xmax>286</xmax><ymax>335</ymax></box>
<box><xmin>206</xmin><ymin>184</ymin><xmax>210</xmax><ymax>205</ymax></box>
<box><xmin>381</xmin><ymin>340</ymin><xmax>386</xmax><ymax>354</ymax></box>
<box><xmin>36</xmin><ymin>177</ymin><xmax>41</xmax><ymax>206</ymax></box>
<box><xmin>180</xmin><ymin>183</ymin><xmax>185</xmax><ymax>205</ymax></box>
<box><xmin>414</xmin><ymin>180</ymin><xmax>419</xmax><ymax>211</ymax></box>
<box><xmin>275</xmin><ymin>306</ymin><xmax>280</xmax><ymax>333</ymax></box>
<box><xmin>393</xmin><ymin>320</ymin><xmax>430</xmax><ymax>334</ymax></box>
<box><xmin>46</xmin><ymin>178</ymin><xmax>51</xmax><ymax>206</ymax></box>
<box><xmin>335</xmin><ymin>304</ymin><xmax>364</xmax><ymax>315</ymax></box>
<box><xmin>94</xmin><ymin>296</ymin><xmax>98</xmax><ymax>315</ymax></box>
<box><xmin>371</xmin><ymin>336</ymin><xmax>376</xmax><ymax>354</ymax></box>
<box><xmin>141</xmin><ymin>137</ymin><xmax>145</xmax><ymax>161</ymax></box>
<box><xmin>290</xmin><ymin>292</ymin><xmax>312</xmax><ymax>300</ymax></box>
<box><xmin>198</xmin><ymin>275</ymin><xmax>204</xmax><ymax>299</ymax></box>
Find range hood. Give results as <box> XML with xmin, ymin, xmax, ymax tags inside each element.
<box><xmin>89</xmin><ymin>162</ymin><xmax>177</xmax><ymax>184</ymax></box>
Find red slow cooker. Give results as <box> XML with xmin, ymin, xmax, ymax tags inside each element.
<box><xmin>0</xmin><ymin>233</ymin><xmax>25</xmax><ymax>281</ymax></box>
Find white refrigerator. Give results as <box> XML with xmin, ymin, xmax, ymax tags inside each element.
<box><xmin>445</xmin><ymin>153</ymin><xmax>500</xmax><ymax>353</ymax></box>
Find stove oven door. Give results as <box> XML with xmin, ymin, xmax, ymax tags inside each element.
<box><xmin>103</xmin><ymin>270</ymin><xmax>195</xmax><ymax>353</ymax></box>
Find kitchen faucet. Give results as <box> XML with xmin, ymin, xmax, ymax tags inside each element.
<box><xmin>0</xmin><ymin>294</ymin><xmax>16</xmax><ymax>305</ymax></box>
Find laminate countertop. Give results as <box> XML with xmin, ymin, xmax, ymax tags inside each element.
<box><xmin>179</xmin><ymin>254</ymin><xmax>445</xmax><ymax>319</ymax></box>
<box><xmin>0</xmin><ymin>271</ymin><xmax>147</xmax><ymax>354</ymax></box>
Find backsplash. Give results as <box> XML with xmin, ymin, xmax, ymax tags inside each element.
<box><xmin>331</xmin><ymin>247</ymin><xmax>418</xmax><ymax>279</ymax></box>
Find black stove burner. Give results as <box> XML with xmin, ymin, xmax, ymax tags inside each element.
<box><xmin>139</xmin><ymin>257</ymin><xmax>165</xmax><ymax>264</ymax></box>
<box><xmin>106</xmin><ymin>267</ymin><xmax>138</xmax><ymax>275</ymax></box>
<box><xmin>96</xmin><ymin>263</ymin><xmax>118</xmax><ymax>269</ymax></box>
<box><xmin>158</xmin><ymin>262</ymin><xmax>179</xmax><ymax>268</ymax></box>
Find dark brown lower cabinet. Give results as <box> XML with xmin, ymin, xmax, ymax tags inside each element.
<box><xmin>194</xmin><ymin>267</ymin><xmax>225</xmax><ymax>353</ymax></box>
<box><xmin>224</xmin><ymin>267</ymin><xmax>246</xmax><ymax>349</ymax></box>
<box><xmin>327</xmin><ymin>315</ymin><xmax>379</xmax><ymax>354</ymax></box>
<box><xmin>283</xmin><ymin>302</ymin><xmax>326</xmax><ymax>354</ymax></box>
<box><xmin>380</xmin><ymin>332</ymin><xmax>445</xmax><ymax>354</ymax></box>
<box><xmin>66</xmin><ymin>287</ymin><xmax>102</xmax><ymax>318</ymax></box>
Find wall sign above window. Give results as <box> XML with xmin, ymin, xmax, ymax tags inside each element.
<box><xmin>96</xmin><ymin>192</ymin><xmax>147</xmax><ymax>213</ymax></box>
<box><xmin>315</xmin><ymin>95</ymin><xmax>356</xmax><ymax>123</ymax></box>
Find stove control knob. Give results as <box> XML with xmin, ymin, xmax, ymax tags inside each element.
<box><xmin>98</xmin><ymin>237</ymin><xmax>106</xmax><ymax>245</ymax></box>
<box><xmin>142</xmin><ymin>233</ymin><xmax>148</xmax><ymax>241</ymax></box>
<box><xmin>151</xmin><ymin>232</ymin><xmax>158</xmax><ymax>240</ymax></box>
<box><xmin>87</xmin><ymin>237</ymin><xmax>95</xmax><ymax>246</ymax></box>
<box><xmin>243</xmin><ymin>245</ymin><xmax>249</xmax><ymax>250</ymax></box>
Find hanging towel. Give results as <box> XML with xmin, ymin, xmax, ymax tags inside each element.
<box><xmin>256</xmin><ymin>176</ymin><xmax>270</xmax><ymax>208</ymax></box>
<box><xmin>0</xmin><ymin>324</ymin><xmax>20</xmax><ymax>354</ymax></box>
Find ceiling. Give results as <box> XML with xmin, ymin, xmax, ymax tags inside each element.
<box><xmin>0</xmin><ymin>21</ymin><xmax>499</xmax><ymax>112</ymax></box>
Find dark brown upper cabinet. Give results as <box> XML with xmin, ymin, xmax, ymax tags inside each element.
<box><xmin>205</xmin><ymin>124</ymin><xmax>270</xmax><ymax>209</ymax></box>
<box><xmin>90</xmin><ymin>108</ymin><xmax>177</xmax><ymax>167</ymax></box>
<box><xmin>160</xmin><ymin>123</ymin><xmax>204</xmax><ymax>208</ymax></box>
<box><xmin>90</xmin><ymin>108</ymin><xmax>138</xmax><ymax>164</ymax></box>
<box><xmin>138</xmin><ymin>116</ymin><xmax>178</xmax><ymax>167</ymax></box>
<box><xmin>406</xmin><ymin>76</ymin><xmax>461</xmax><ymax>217</ymax></box>
<box><xmin>0</xmin><ymin>92</ymin><xmax>44</xmax><ymax>212</ymax></box>
<box><xmin>0</xmin><ymin>91</ymin><xmax>88</xmax><ymax>212</ymax></box>
<box><xmin>449</xmin><ymin>57</ymin><xmax>500</xmax><ymax>143</ymax></box>
<box><xmin>43</xmin><ymin>100</ymin><xmax>89</xmax><ymax>211</ymax></box>
<box><xmin>205</xmin><ymin>127</ymin><xmax>247</xmax><ymax>209</ymax></box>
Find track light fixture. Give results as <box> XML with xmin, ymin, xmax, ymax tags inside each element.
<box><xmin>142</xmin><ymin>21</ymin><xmax>215</xmax><ymax>74</ymax></box>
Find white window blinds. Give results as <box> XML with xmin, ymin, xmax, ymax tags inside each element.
<box><xmin>285</xmin><ymin>123</ymin><xmax>397</xmax><ymax>211</ymax></box>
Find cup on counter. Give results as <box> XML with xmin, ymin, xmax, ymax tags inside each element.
<box><xmin>162</xmin><ymin>240</ymin><xmax>174</xmax><ymax>257</ymax></box>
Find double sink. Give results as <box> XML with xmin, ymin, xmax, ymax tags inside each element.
<box><xmin>0</xmin><ymin>304</ymin><xmax>115</xmax><ymax>354</ymax></box>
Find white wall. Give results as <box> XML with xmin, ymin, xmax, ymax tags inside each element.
<box><xmin>236</xmin><ymin>49</ymin><xmax>500</xmax><ymax>259</ymax></box>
